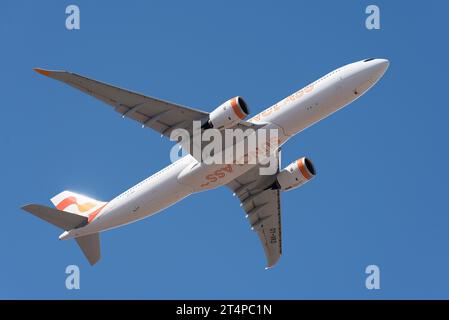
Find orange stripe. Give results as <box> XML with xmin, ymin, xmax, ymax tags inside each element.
<box><xmin>297</xmin><ymin>159</ymin><xmax>312</xmax><ymax>180</ymax></box>
<box><xmin>231</xmin><ymin>98</ymin><xmax>245</xmax><ymax>120</ymax></box>
<box><xmin>56</xmin><ymin>196</ymin><xmax>97</xmax><ymax>213</ymax></box>
<box><xmin>88</xmin><ymin>204</ymin><xmax>107</xmax><ymax>223</ymax></box>
<box><xmin>77</xmin><ymin>202</ymin><xmax>97</xmax><ymax>213</ymax></box>
<box><xmin>33</xmin><ymin>68</ymin><xmax>51</xmax><ymax>77</ymax></box>
<box><xmin>56</xmin><ymin>196</ymin><xmax>77</xmax><ymax>211</ymax></box>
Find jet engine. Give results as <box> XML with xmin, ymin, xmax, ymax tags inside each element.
<box><xmin>202</xmin><ymin>96</ymin><xmax>249</xmax><ymax>130</ymax></box>
<box><xmin>271</xmin><ymin>157</ymin><xmax>316</xmax><ymax>191</ymax></box>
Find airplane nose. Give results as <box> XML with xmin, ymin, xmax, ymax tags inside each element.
<box><xmin>371</xmin><ymin>58</ymin><xmax>389</xmax><ymax>80</ymax></box>
<box><xmin>377</xmin><ymin>59</ymin><xmax>390</xmax><ymax>72</ymax></box>
<box><xmin>377</xmin><ymin>59</ymin><xmax>390</xmax><ymax>71</ymax></box>
<box><xmin>341</xmin><ymin>58</ymin><xmax>390</xmax><ymax>95</ymax></box>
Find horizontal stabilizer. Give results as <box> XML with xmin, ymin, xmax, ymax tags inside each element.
<box><xmin>21</xmin><ymin>204</ymin><xmax>87</xmax><ymax>230</ymax></box>
<box><xmin>75</xmin><ymin>233</ymin><xmax>101</xmax><ymax>265</ymax></box>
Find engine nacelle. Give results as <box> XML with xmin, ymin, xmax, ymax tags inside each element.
<box><xmin>272</xmin><ymin>157</ymin><xmax>316</xmax><ymax>191</ymax></box>
<box><xmin>203</xmin><ymin>96</ymin><xmax>249</xmax><ymax>130</ymax></box>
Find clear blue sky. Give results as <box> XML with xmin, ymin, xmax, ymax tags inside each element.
<box><xmin>1</xmin><ymin>0</ymin><xmax>448</xmax><ymax>299</ymax></box>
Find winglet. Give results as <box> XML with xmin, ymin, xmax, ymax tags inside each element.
<box><xmin>33</xmin><ymin>68</ymin><xmax>51</xmax><ymax>77</ymax></box>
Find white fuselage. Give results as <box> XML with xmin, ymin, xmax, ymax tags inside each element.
<box><xmin>60</xmin><ymin>58</ymin><xmax>389</xmax><ymax>240</ymax></box>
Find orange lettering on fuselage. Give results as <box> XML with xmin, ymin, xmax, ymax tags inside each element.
<box><xmin>249</xmin><ymin>84</ymin><xmax>315</xmax><ymax>122</ymax></box>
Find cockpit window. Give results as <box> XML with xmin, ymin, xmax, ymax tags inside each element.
<box><xmin>363</xmin><ymin>58</ymin><xmax>375</xmax><ymax>62</ymax></box>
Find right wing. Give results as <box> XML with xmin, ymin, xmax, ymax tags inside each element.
<box><xmin>34</xmin><ymin>68</ymin><xmax>264</xmax><ymax>161</ymax></box>
<box><xmin>34</xmin><ymin>68</ymin><xmax>209</xmax><ymax>138</ymax></box>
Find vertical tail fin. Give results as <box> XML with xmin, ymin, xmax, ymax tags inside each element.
<box><xmin>75</xmin><ymin>233</ymin><xmax>101</xmax><ymax>265</ymax></box>
<box><xmin>51</xmin><ymin>191</ymin><xmax>106</xmax><ymax>217</ymax></box>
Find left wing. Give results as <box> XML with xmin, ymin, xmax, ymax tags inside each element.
<box><xmin>226</xmin><ymin>162</ymin><xmax>282</xmax><ymax>268</ymax></box>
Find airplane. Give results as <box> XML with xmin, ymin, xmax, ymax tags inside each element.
<box><xmin>22</xmin><ymin>58</ymin><xmax>389</xmax><ymax>268</ymax></box>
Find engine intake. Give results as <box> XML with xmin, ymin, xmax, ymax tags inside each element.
<box><xmin>203</xmin><ymin>96</ymin><xmax>249</xmax><ymax>130</ymax></box>
<box><xmin>272</xmin><ymin>157</ymin><xmax>316</xmax><ymax>191</ymax></box>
